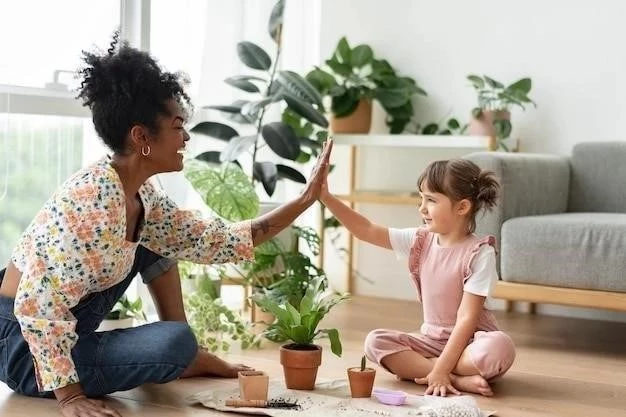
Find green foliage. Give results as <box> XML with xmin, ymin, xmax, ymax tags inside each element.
<box><xmin>250</xmin><ymin>275</ymin><xmax>348</xmax><ymax>356</ymax></box>
<box><xmin>361</xmin><ymin>355</ymin><xmax>367</xmax><ymax>371</ymax></box>
<box><xmin>306</xmin><ymin>36</ymin><xmax>427</xmax><ymax>133</ymax></box>
<box><xmin>184</xmin><ymin>290</ymin><xmax>262</xmax><ymax>353</ymax></box>
<box><xmin>106</xmin><ymin>295</ymin><xmax>147</xmax><ymax>321</ymax></box>
<box><xmin>467</xmin><ymin>74</ymin><xmax>535</xmax><ymax>151</ymax></box>
<box><xmin>406</xmin><ymin>116</ymin><xmax>468</xmax><ymax>136</ymax></box>
<box><xmin>187</xmin><ymin>0</ymin><xmax>328</xmax><ymax>202</ymax></box>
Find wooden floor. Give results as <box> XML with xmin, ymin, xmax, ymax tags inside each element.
<box><xmin>1</xmin><ymin>296</ymin><xmax>626</xmax><ymax>416</ymax></box>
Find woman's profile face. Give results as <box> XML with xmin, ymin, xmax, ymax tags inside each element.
<box><xmin>144</xmin><ymin>99</ymin><xmax>190</xmax><ymax>173</ymax></box>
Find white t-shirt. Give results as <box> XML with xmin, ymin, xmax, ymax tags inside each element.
<box><xmin>389</xmin><ymin>228</ymin><xmax>498</xmax><ymax>301</ymax></box>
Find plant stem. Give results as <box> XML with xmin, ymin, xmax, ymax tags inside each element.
<box><xmin>251</xmin><ymin>25</ymin><xmax>283</xmax><ymax>187</ymax></box>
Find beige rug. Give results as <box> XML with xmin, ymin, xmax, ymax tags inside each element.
<box><xmin>187</xmin><ymin>379</ymin><xmax>495</xmax><ymax>417</ymax></box>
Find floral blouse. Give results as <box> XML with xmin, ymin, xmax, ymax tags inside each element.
<box><xmin>11</xmin><ymin>157</ymin><xmax>253</xmax><ymax>392</ymax></box>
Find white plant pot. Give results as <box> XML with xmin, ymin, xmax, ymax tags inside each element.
<box><xmin>97</xmin><ymin>318</ymin><xmax>134</xmax><ymax>332</ymax></box>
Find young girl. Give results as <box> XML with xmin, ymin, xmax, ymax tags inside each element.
<box><xmin>321</xmin><ymin>159</ymin><xmax>515</xmax><ymax>397</ymax></box>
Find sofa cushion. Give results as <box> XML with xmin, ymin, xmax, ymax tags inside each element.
<box><xmin>568</xmin><ymin>142</ymin><xmax>626</xmax><ymax>213</ymax></box>
<box><xmin>501</xmin><ymin>213</ymin><xmax>626</xmax><ymax>292</ymax></box>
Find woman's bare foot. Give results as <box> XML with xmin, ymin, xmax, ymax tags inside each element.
<box><xmin>180</xmin><ymin>349</ymin><xmax>253</xmax><ymax>378</ymax></box>
<box><xmin>450</xmin><ymin>374</ymin><xmax>493</xmax><ymax>397</ymax></box>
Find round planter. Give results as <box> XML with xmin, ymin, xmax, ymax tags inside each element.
<box><xmin>468</xmin><ymin>109</ymin><xmax>510</xmax><ymax>137</ymax></box>
<box><xmin>347</xmin><ymin>367</ymin><xmax>376</xmax><ymax>398</ymax></box>
<box><xmin>330</xmin><ymin>98</ymin><xmax>372</xmax><ymax>134</ymax></box>
<box><xmin>279</xmin><ymin>343</ymin><xmax>322</xmax><ymax>390</ymax></box>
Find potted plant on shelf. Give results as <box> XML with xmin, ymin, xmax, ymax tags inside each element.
<box><xmin>466</xmin><ymin>74</ymin><xmax>535</xmax><ymax>151</ymax></box>
<box><xmin>347</xmin><ymin>355</ymin><xmax>376</xmax><ymax>398</ymax></box>
<box><xmin>250</xmin><ymin>275</ymin><xmax>348</xmax><ymax>390</ymax></box>
<box><xmin>98</xmin><ymin>294</ymin><xmax>147</xmax><ymax>331</ymax></box>
<box><xmin>305</xmin><ymin>36</ymin><xmax>427</xmax><ymax>134</ymax></box>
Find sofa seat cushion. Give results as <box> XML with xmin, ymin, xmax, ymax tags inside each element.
<box><xmin>501</xmin><ymin>213</ymin><xmax>626</xmax><ymax>292</ymax></box>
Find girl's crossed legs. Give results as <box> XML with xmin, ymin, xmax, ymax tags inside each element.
<box><xmin>364</xmin><ymin>328</ymin><xmax>515</xmax><ymax>396</ymax></box>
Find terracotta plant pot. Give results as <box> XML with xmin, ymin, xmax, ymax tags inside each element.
<box><xmin>347</xmin><ymin>367</ymin><xmax>376</xmax><ymax>398</ymax></box>
<box><xmin>468</xmin><ymin>109</ymin><xmax>510</xmax><ymax>137</ymax></box>
<box><xmin>330</xmin><ymin>98</ymin><xmax>372</xmax><ymax>134</ymax></box>
<box><xmin>238</xmin><ymin>371</ymin><xmax>269</xmax><ymax>401</ymax></box>
<box><xmin>279</xmin><ymin>344</ymin><xmax>322</xmax><ymax>390</ymax></box>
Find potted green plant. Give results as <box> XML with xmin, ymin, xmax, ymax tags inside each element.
<box><xmin>98</xmin><ymin>294</ymin><xmax>147</xmax><ymax>331</ymax></box>
<box><xmin>305</xmin><ymin>36</ymin><xmax>427</xmax><ymax>134</ymax></box>
<box><xmin>250</xmin><ymin>275</ymin><xmax>348</xmax><ymax>390</ymax></box>
<box><xmin>347</xmin><ymin>355</ymin><xmax>376</xmax><ymax>398</ymax></box>
<box><xmin>186</xmin><ymin>0</ymin><xmax>328</xmax><ymax>215</ymax></box>
<box><xmin>466</xmin><ymin>74</ymin><xmax>536</xmax><ymax>151</ymax></box>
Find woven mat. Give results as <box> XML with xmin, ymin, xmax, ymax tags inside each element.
<box><xmin>187</xmin><ymin>379</ymin><xmax>495</xmax><ymax>416</ymax></box>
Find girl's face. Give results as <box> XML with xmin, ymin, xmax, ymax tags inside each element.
<box><xmin>418</xmin><ymin>182</ymin><xmax>470</xmax><ymax>234</ymax></box>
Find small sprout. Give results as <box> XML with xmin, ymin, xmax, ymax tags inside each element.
<box><xmin>360</xmin><ymin>355</ymin><xmax>366</xmax><ymax>372</ymax></box>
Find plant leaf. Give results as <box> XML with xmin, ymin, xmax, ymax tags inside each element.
<box><xmin>268</xmin><ymin>0</ymin><xmax>284</xmax><ymax>43</ymax></box>
<box><xmin>225</xmin><ymin>76</ymin><xmax>261</xmax><ymax>93</ymax></box>
<box><xmin>507</xmin><ymin>77</ymin><xmax>531</xmax><ymax>94</ymax></box>
<box><xmin>305</xmin><ymin>68</ymin><xmax>337</xmax><ymax>95</ymax></box>
<box><xmin>483</xmin><ymin>75</ymin><xmax>504</xmax><ymax>89</ymax></box>
<box><xmin>335</xmin><ymin>37</ymin><xmax>351</xmax><ymax>63</ymax></box>
<box><xmin>350</xmin><ymin>45</ymin><xmax>373</xmax><ymax>68</ymax></box>
<box><xmin>278</xmin><ymin>70</ymin><xmax>325</xmax><ymax>109</ymax></box>
<box><xmin>331</xmin><ymin>91</ymin><xmax>360</xmax><ymax>117</ymax></box>
<box><xmin>325</xmin><ymin>58</ymin><xmax>352</xmax><ymax>77</ymax></box>
<box><xmin>374</xmin><ymin>88</ymin><xmax>410</xmax><ymax>109</ymax></box>
<box><xmin>194</xmin><ymin>151</ymin><xmax>222</xmax><ymax>165</ymax></box>
<box><xmin>276</xmin><ymin>164</ymin><xmax>306</xmax><ymax>184</ymax></box>
<box><xmin>319</xmin><ymin>328</ymin><xmax>342</xmax><ymax>356</ymax></box>
<box><xmin>447</xmin><ymin>118</ymin><xmax>460</xmax><ymax>129</ymax></box>
<box><xmin>184</xmin><ymin>159</ymin><xmax>258</xmax><ymax>221</ymax></box>
<box><xmin>421</xmin><ymin>123</ymin><xmax>439</xmax><ymax>135</ymax></box>
<box><xmin>202</xmin><ymin>105</ymin><xmax>242</xmax><ymax>113</ymax></box>
<box><xmin>190</xmin><ymin>122</ymin><xmax>239</xmax><ymax>141</ymax></box>
<box><xmin>467</xmin><ymin>74</ymin><xmax>484</xmax><ymax>88</ymax></box>
<box><xmin>253</xmin><ymin>161</ymin><xmax>278</xmax><ymax>196</ymax></box>
<box><xmin>261</xmin><ymin>122</ymin><xmax>301</xmax><ymax>160</ymax></box>
<box><xmin>237</xmin><ymin>41</ymin><xmax>272</xmax><ymax>71</ymax></box>
<box><xmin>220</xmin><ymin>135</ymin><xmax>257</xmax><ymax>162</ymax></box>
<box><xmin>283</xmin><ymin>93</ymin><xmax>329</xmax><ymax>128</ymax></box>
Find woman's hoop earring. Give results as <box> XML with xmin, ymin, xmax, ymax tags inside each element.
<box><xmin>141</xmin><ymin>145</ymin><xmax>151</xmax><ymax>156</ymax></box>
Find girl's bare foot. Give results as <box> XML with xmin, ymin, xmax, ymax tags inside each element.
<box><xmin>450</xmin><ymin>374</ymin><xmax>493</xmax><ymax>397</ymax></box>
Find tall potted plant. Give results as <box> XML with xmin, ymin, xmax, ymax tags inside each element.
<box><xmin>467</xmin><ymin>74</ymin><xmax>535</xmax><ymax>151</ymax></box>
<box><xmin>250</xmin><ymin>276</ymin><xmax>348</xmax><ymax>390</ymax></box>
<box><xmin>305</xmin><ymin>37</ymin><xmax>427</xmax><ymax>134</ymax></box>
<box><xmin>186</xmin><ymin>0</ymin><xmax>328</xmax><ymax>218</ymax></box>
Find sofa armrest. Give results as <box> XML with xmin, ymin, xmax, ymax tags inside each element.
<box><xmin>464</xmin><ymin>152</ymin><xmax>570</xmax><ymax>253</ymax></box>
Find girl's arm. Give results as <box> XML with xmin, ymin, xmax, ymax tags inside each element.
<box><xmin>321</xmin><ymin>191</ymin><xmax>391</xmax><ymax>250</ymax></box>
<box><xmin>432</xmin><ymin>292</ymin><xmax>485</xmax><ymax>375</ymax></box>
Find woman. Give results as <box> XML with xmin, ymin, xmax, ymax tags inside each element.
<box><xmin>0</xmin><ymin>37</ymin><xmax>332</xmax><ymax>417</ymax></box>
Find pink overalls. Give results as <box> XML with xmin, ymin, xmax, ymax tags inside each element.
<box><xmin>365</xmin><ymin>229</ymin><xmax>516</xmax><ymax>380</ymax></box>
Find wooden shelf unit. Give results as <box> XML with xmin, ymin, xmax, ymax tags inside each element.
<box><xmin>319</xmin><ymin>134</ymin><xmax>495</xmax><ymax>293</ymax></box>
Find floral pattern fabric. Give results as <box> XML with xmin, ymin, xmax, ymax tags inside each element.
<box><xmin>11</xmin><ymin>157</ymin><xmax>253</xmax><ymax>391</ymax></box>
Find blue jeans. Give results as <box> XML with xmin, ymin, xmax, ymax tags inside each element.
<box><xmin>0</xmin><ymin>246</ymin><xmax>198</xmax><ymax>397</ymax></box>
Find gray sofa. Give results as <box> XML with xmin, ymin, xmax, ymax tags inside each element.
<box><xmin>466</xmin><ymin>142</ymin><xmax>626</xmax><ymax>312</ymax></box>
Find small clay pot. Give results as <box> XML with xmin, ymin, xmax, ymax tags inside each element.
<box><xmin>330</xmin><ymin>98</ymin><xmax>372</xmax><ymax>134</ymax></box>
<box><xmin>238</xmin><ymin>371</ymin><xmax>269</xmax><ymax>401</ymax></box>
<box><xmin>347</xmin><ymin>367</ymin><xmax>376</xmax><ymax>398</ymax></box>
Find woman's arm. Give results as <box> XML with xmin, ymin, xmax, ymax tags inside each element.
<box><xmin>320</xmin><ymin>192</ymin><xmax>391</xmax><ymax>250</ymax></box>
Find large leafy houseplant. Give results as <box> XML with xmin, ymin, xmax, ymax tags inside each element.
<box><xmin>467</xmin><ymin>74</ymin><xmax>535</xmax><ymax>151</ymax></box>
<box><xmin>306</xmin><ymin>36</ymin><xmax>427</xmax><ymax>133</ymax></box>
<box><xmin>186</xmin><ymin>0</ymin><xmax>328</xmax><ymax>221</ymax></box>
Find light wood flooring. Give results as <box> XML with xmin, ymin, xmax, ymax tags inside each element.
<box><xmin>1</xmin><ymin>296</ymin><xmax>625</xmax><ymax>416</ymax></box>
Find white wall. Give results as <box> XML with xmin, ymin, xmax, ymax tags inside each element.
<box><xmin>319</xmin><ymin>0</ymin><xmax>626</xmax><ymax>155</ymax></box>
<box><xmin>317</xmin><ymin>0</ymin><xmax>626</xmax><ymax>322</ymax></box>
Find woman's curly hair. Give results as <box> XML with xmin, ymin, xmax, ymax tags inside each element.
<box><xmin>77</xmin><ymin>32</ymin><xmax>191</xmax><ymax>154</ymax></box>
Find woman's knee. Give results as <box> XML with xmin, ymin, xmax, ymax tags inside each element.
<box><xmin>154</xmin><ymin>322</ymin><xmax>198</xmax><ymax>368</ymax></box>
<box><xmin>469</xmin><ymin>331</ymin><xmax>516</xmax><ymax>379</ymax></box>
<box><xmin>364</xmin><ymin>329</ymin><xmax>407</xmax><ymax>363</ymax></box>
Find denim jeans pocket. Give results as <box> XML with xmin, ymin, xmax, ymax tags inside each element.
<box><xmin>0</xmin><ymin>337</ymin><xmax>16</xmax><ymax>389</ymax></box>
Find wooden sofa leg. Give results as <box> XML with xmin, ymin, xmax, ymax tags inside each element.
<box><xmin>504</xmin><ymin>300</ymin><xmax>514</xmax><ymax>312</ymax></box>
<box><xmin>528</xmin><ymin>302</ymin><xmax>537</xmax><ymax>314</ymax></box>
